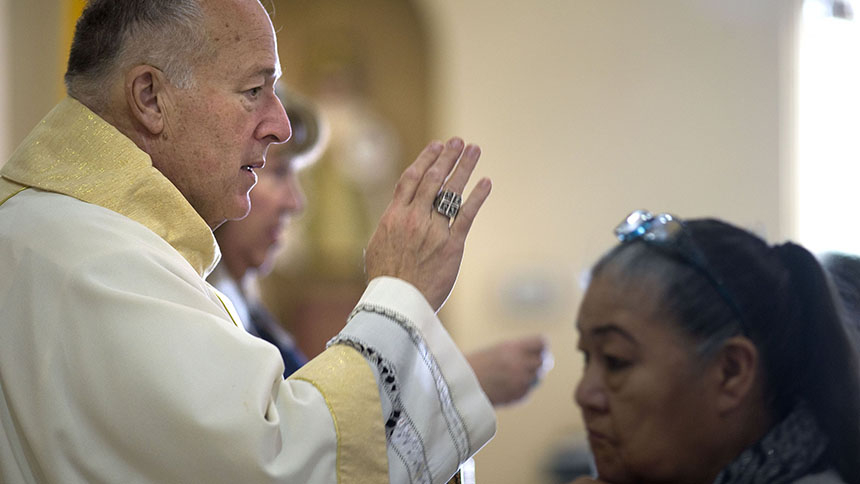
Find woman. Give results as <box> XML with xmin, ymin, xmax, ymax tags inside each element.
<box><xmin>573</xmin><ymin>210</ymin><xmax>860</xmax><ymax>484</ymax></box>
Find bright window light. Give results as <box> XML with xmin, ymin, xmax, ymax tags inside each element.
<box><xmin>796</xmin><ymin>0</ymin><xmax>860</xmax><ymax>255</ymax></box>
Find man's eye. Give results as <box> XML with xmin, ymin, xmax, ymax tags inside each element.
<box><xmin>247</xmin><ymin>87</ymin><xmax>262</xmax><ymax>98</ymax></box>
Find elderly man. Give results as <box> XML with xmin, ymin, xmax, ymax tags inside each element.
<box><xmin>0</xmin><ymin>1</ymin><xmax>495</xmax><ymax>483</ymax></box>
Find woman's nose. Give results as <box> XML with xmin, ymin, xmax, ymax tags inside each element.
<box><xmin>278</xmin><ymin>175</ymin><xmax>306</xmax><ymax>215</ymax></box>
<box><xmin>574</xmin><ymin>366</ymin><xmax>608</xmax><ymax>413</ymax></box>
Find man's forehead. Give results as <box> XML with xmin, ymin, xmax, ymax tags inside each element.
<box><xmin>200</xmin><ymin>0</ymin><xmax>276</xmax><ymax>42</ymax></box>
<box><xmin>200</xmin><ymin>0</ymin><xmax>281</xmax><ymax>75</ymax></box>
<box><xmin>199</xmin><ymin>0</ymin><xmax>267</xmax><ymax>14</ymax></box>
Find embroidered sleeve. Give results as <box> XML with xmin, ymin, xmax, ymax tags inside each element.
<box><xmin>329</xmin><ymin>277</ymin><xmax>496</xmax><ymax>484</ymax></box>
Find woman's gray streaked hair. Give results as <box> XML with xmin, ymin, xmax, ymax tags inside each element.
<box><xmin>65</xmin><ymin>0</ymin><xmax>211</xmax><ymax>111</ymax></box>
<box><xmin>589</xmin><ymin>239</ymin><xmax>743</xmax><ymax>361</ymax></box>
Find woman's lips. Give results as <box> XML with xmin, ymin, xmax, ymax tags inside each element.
<box><xmin>586</xmin><ymin>427</ymin><xmax>614</xmax><ymax>445</ymax></box>
<box><xmin>268</xmin><ymin>224</ymin><xmax>283</xmax><ymax>243</ymax></box>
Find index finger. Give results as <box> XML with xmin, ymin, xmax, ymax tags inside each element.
<box><xmin>391</xmin><ymin>140</ymin><xmax>444</xmax><ymax>205</ymax></box>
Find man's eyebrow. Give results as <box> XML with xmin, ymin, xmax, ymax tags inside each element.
<box><xmin>246</xmin><ymin>66</ymin><xmax>280</xmax><ymax>81</ymax></box>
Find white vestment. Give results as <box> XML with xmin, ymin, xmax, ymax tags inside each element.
<box><xmin>0</xmin><ymin>98</ymin><xmax>495</xmax><ymax>484</ymax></box>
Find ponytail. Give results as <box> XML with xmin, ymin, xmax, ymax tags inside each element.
<box><xmin>774</xmin><ymin>243</ymin><xmax>860</xmax><ymax>483</ymax></box>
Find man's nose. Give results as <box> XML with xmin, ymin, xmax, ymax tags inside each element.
<box><xmin>259</xmin><ymin>92</ymin><xmax>291</xmax><ymax>144</ymax></box>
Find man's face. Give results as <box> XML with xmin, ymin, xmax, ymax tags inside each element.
<box><xmin>152</xmin><ymin>0</ymin><xmax>290</xmax><ymax>229</ymax></box>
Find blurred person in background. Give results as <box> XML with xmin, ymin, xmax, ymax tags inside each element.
<box><xmin>820</xmin><ymin>251</ymin><xmax>860</xmax><ymax>349</ymax></box>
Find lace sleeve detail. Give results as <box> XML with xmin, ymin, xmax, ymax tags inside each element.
<box><xmin>328</xmin><ymin>302</ymin><xmax>473</xmax><ymax>483</ymax></box>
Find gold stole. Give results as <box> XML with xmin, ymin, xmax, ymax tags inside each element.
<box><xmin>291</xmin><ymin>345</ymin><xmax>389</xmax><ymax>483</ymax></box>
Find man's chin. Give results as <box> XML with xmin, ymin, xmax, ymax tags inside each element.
<box><xmin>228</xmin><ymin>199</ymin><xmax>253</xmax><ymax>221</ymax></box>
<box><xmin>209</xmin><ymin>205</ymin><xmax>251</xmax><ymax>231</ymax></box>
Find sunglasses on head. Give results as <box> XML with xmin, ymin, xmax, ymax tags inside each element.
<box><xmin>614</xmin><ymin>210</ymin><xmax>746</xmax><ymax>332</ymax></box>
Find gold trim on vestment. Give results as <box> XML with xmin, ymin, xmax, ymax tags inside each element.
<box><xmin>0</xmin><ymin>98</ymin><xmax>219</xmax><ymax>277</ymax></box>
<box><xmin>291</xmin><ymin>345</ymin><xmax>389</xmax><ymax>484</ymax></box>
<box><xmin>0</xmin><ymin>178</ymin><xmax>26</xmax><ymax>206</ymax></box>
<box><xmin>213</xmin><ymin>293</ymin><xmax>240</xmax><ymax>328</ymax></box>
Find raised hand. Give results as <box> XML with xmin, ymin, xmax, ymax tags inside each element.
<box><xmin>364</xmin><ymin>137</ymin><xmax>491</xmax><ymax>311</ymax></box>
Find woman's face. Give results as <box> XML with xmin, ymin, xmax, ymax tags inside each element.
<box><xmin>574</xmin><ymin>272</ymin><xmax>723</xmax><ymax>484</ymax></box>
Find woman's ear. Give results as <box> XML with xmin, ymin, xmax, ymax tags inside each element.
<box><xmin>712</xmin><ymin>336</ymin><xmax>760</xmax><ymax>414</ymax></box>
<box><xmin>125</xmin><ymin>65</ymin><xmax>167</xmax><ymax>135</ymax></box>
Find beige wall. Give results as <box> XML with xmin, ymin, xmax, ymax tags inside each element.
<box><xmin>0</xmin><ymin>0</ymin><xmax>8</xmax><ymax>162</ymax></box>
<box><xmin>2</xmin><ymin>1</ymin><xmax>803</xmax><ymax>483</ymax></box>
<box><xmin>3</xmin><ymin>1</ymin><xmax>62</xmax><ymax>163</ymax></box>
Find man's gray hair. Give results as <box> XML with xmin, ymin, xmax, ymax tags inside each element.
<box><xmin>65</xmin><ymin>0</ymin><xmax>211</xmax><ymax>111</ymax></box>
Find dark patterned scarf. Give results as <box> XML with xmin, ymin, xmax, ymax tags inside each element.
<box><xmin>712</xmin><ymin>403</ymin><xmax>828</xmax><ymax>484</ymax></box>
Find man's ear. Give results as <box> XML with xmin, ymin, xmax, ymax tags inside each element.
<box><xmin>125</xmin><ymin>65</ymin><xmax>168</xmax><ymax>135</ymax></box>
<box><xmin>712</xmin><ymin>336</ymin><xmax>760</xmax><ymax>414</ymax></box>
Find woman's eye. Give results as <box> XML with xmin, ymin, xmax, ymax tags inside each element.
<box><xmin>604</xmin><ymin>355</ymin><xmax>631</xmax><ymax>372</ymax></box>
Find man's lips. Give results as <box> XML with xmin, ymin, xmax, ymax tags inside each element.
<box><xmin>242</xmin><ymin>160</ymin><xmax>265</xmax><ymax>172</ymax></box>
